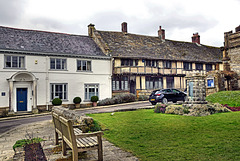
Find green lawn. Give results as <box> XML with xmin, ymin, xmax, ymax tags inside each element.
<box><xmin>88</xmin><ymin>110</ymin><xmax>240</xmax><ymax>161</ymax></box>
<box><xmin>206</xmin><ymin>91</ymin><xmax>240</xmax><ymax>107</ymax></box>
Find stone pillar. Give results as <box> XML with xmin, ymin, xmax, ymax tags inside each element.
<box><xmin>185</xmin><ymin>71</ymin><xmax>207</xmax><ymax>104</ymax></box>
<box><xmin>32</xmin><ymin>80</ymin><xmax>38</xmax><ymax>114</ymax></box>
<box><xmin>8</xmin><ymin>80</ymin><xmax>14</xmax><ymax>112</ymax></box>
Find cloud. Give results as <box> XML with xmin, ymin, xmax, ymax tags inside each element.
<box><xmin>0</xmin><ymin>0</ymin><xmax>27</xmax><ymax>25</ymax></box>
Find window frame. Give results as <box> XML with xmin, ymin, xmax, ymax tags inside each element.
<box><xmin>50</xmin><ymin>58</ymin><xmax>67</xmax><ymax>70</ymax></box>
<box><xmin>163</xmin><ymin>61</ymin><xmax>172</xmax><ymax>69</ymax></box>
<box><xmin>4</xmin><ymin>55</ymin><xmax>25</xmax><ymax>69</ymax></box>
<box><xmin>195</xmin><ymin>63</ymin><xmax>203</xmax><ymax>71</ymax></box>
<box><xmin>183</xmin><ymin>62</ymin><xmax>192</xmax><ymax>71</ymax></box>
<box><xmin>121</xmin><ymin>59</ymin><xmax>138</xmax><ymax>67</ymax></box>
<box><xmin>112</xmin><ymin>76</ymin><xmax>129</xmax><ymax>91</ymax></box>
<box><xmin>50</xmin><ymin>83</ymin><xmax>68</xmax><ymax>101</ymax></box>
<box><xmin>77</xmin><ymin>60</ymin><xmax>92</xmax><ymax>72</ymax></box>
<box><xmin>84</xmin><ymin>84</ymin><xmax>99</xmax><ymax>101</ymax></box>
<box><xmin>206</xmin><ymin>64</ymin><xmax>213</xmax><ymax>72</ymax></box>
<box><xmin>145</xmin><ymin>76</ymin><xmax>163</xmax><ymax>90</ymax></box>
<box><xmin>145</xmin><ymin>60</ymin><xmax>158</xmax><ymax>67</ymax></box>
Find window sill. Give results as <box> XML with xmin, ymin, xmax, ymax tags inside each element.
<box><xmin>49</xmin><ymin>69</ymin><xmax>68</xmax><ymax>71</ymax></box>
<box><xmin>76</xmin><ymin>70</ymin><xmax>93</xmax><ymax>73</ymax></box>
<box><xmin>3</xmin><ymin>67</ymin><xmax>26</xmax><ymax>70</ymax></box>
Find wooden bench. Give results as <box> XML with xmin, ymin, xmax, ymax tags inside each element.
<box><xmin>52</xmin><ymin>112</ymin><xmax>103</xmax><ymax>161</ymax></box>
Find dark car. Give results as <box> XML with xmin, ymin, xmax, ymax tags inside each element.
<box><xmin>149</xmin><ymin>88</ymin><xmax>187</xmax><ymax>105</ymax></box>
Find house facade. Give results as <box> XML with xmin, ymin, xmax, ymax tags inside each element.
<box><xmin>0</xmin><ymin>26</ymin><xmax>112</xmax><ymax>113</ymax></box>
<box><xmin>88</xmin><ymin>22</ymin><xmax>223</xmax><ymax>96</ymax></box>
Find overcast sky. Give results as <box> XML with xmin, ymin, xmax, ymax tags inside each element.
<box><xmin>0</xmin><ymin>0</ymin><xmax>240</xmax><ymax>47</ymax></box>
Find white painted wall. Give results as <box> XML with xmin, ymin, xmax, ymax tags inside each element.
<box><xmin>0</xmin><ymin>53</ymin><xmax>112</xmax><ymax>111</ymax></box>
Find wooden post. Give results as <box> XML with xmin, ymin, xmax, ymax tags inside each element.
<box><xmin>97</xmin><ymin>134</ymin><xmax>103</xmax><ymax>161</ymax></box>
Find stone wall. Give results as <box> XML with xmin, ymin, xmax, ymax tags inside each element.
<box><xmin>206</xmin><ymin>71</ymin><xmax>225</xmax><ymax>96</ymax></box>
<box><xmin>229</xmin><ymin>48</ymin><xmax>240</xmax><ymax>76</ymax></box>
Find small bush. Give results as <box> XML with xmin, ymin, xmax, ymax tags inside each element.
<box><xmin>52</xmin><ymin>98</ymin><xmax>62</xmax><ymax>106</ymax></box>
<box><xmin>73</xmin><ymin>97</ymin><xmax>81</xmax><ymax>104</ymax></box>
<box><xmin>138</xmin><ymin>95</ymin><xmax>149</xmax><ymax>101</ymax></box>
<box><xmin>91</xmin><ymin>96</ymin><xmax>99</xmax><ymax>102</ymax></box>
<box><xmin>154</xmin><ymin>104</ymin><xmax>166</xmax><ymax>113</ymax></box>
<box><xmin>97</xmin><ymin>93</ymin><xmax>136</xmax><ymax>106</ymax></box>
<box><xmin>13</xmin><ymin>137</ymin><xmax>44</xmax><ymax>151</ymax></box>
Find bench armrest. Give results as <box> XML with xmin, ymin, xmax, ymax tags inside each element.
<box><xmin>75</xmin><ymin>131</ymin><xmax>104</xmax><ymax>138</ymax></box>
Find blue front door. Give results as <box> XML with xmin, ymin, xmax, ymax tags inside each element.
<box><xmin>17</xmin><ymin>88</ymin><xmax>28</xmax><ymax>111</ymax></box>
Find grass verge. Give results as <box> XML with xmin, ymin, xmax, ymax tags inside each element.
<box><xmin>206</xmin><ymin>91</ymin><xmax>240</xmax><ymax>107</ymax></box>
<box><xmin>88</xmin><ymin>110</ymin><xmax>240</xmax><ymax>161</ymax></box>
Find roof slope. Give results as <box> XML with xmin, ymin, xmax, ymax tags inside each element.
<box><xmin>97</xmin><ymin>31</ymin><xmax>222</xmax><ymax>63</ymax></box>
<box><xmin>0</xmin><ymin>26</ymin><xmax>105</xmax><ymax>57</ymax></box>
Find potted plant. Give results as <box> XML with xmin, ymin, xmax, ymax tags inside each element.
<box><xmin>91</xmin><ymin>96</ymin><xmax>99</xmax><ymax>107</ymax></box>
<box><xmin>73</xmin><ymin>97</ymin><xmax>81</xmax><ymax>109</ymax></box>
<box><xmin>52</xmin><ymin>98</ymin><xmax>62</xmax><ymax>106</ymax></box>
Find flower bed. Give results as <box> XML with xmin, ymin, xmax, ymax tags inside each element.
<box><xmin>223</xmin><ymin>104</ymin><xmax>240</xmax><ymax>111</ymax></box>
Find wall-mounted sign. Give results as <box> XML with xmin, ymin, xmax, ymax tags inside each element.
<box><xmin>207</xmin><ymin>79</ymin><xmax>214</xmax><ymax>87</ymax></box>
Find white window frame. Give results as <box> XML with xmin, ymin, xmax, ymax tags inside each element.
<box><xmin>84</xmin><ymin>84</ymin><xmax>99</xmax><ymax>101</ymax></box>
<box><xmin>4</xmin><ymin>55</ymin><xmax>25</xmax><ymax>69</ymax></box>
<box><xmin>77</xmin><ymin>60</ymin><xmax>92</xmax><ymax>72</ymax></box>
<box><xmin>50</xmin><ymin>83</ymin><xmax>68</xmax><ymax>100</ymax></box>
<box><xmin>50</xmin><ymin>58</ymin><xmax>67</xmax><ymax>70</ymax></box>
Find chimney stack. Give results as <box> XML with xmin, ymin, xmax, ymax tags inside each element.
<box><xmin>158</xmin><ymin>26</ymin><xmax>165</xmax><ymax>40</ymax></box>
<box><xmin>192</xmin><ymin>33</ymin><xmax>200</xmax><ymax>44</ymax></box>
<box><xmin>121</xmin><ymin>22</ymin><xmax>127</xmax><ymax>33</ymax></box>
<box><xmin>235</xmin><ymin>25</ymin><xmax>240</xmax><ymax>32</ymax></box>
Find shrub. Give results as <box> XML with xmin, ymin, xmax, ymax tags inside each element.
<box><xmin>52</xmin><ymin>98</ymin><xmax>62</xmax><ymax>106</ymax></box>
<box><xmin>73</xmin><ymin>97</ymin><xmax>81</xmax><ymax>104</ymax></box>
<box><xmin>154</xmin><ymin>104</ymin><xmax>167</xmax><ymax>113</ymax></box>
<box><xmin>138</xmin><ymin>95</ymin><xmax>149</xmax><ymax>101</ymax></box>
<box><xmin>13</xmin><ymin>137</ymin><xmax>44</xmax><ymax>151</ymax></box>
<box><xmin>97</xmin><ymin>98</ymin><xmax>115</xmax><ymax>106</ymax></box>
<box><xmin>97</xmin><ymin>93</ymin><xmax>136</xmax><ymax>106</ymax></box>
<box><xmin>91</xmin><ymin>96</ymin><xmax>99</xmax><ymax>102</ymax></box>
<box><xmin>116</xmin><ymin>93</ymin><xmax>136</xmax><ymax>103</ymax></box>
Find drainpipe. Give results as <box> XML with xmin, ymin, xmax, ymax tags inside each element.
<box><xmin>46</xmin><ymin>56</ymin><xmax>49</xmax><ymax>110</ymax></box>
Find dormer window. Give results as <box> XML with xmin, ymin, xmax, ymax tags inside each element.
<box><xmin>146</xmin><ymin>60</ymin><xmax>158</xmax><ymax>67</ymax></box>
<box><xmin>183</xmin><ymin>62</ymin><xmax>192</xmax><ymax>71</ymax></box>
<box><xmin>195</xmin><ymin>63</ymin><xmax>203</xmax><ymax>70</ymax></box>
<box><xmin>163</xmin><ymin>61</ymin><xmax>171</xmax><ymax>69</ymax></box>
<box><xmin>121</xmin><ymin>59</ymin><xmax>138</xmax><ymax>66</ymax></box>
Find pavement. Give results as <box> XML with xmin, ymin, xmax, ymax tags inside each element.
<box><xmin>0</xmin><ymin>101</ymin><xmax>152</xmax><ymax>161</ymax></box>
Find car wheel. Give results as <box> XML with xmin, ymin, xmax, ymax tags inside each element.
<box><xmin>151</xmin><ymin>102</ymin><xmax>156</xmax><ymax>105</ymax></box>
<box><xmin>162</xmin><ymin>98</ymin><xmax>168</xmax><ymax>104</ymax></box>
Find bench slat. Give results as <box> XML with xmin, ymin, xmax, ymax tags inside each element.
<box><xmin>74</xmin><ymin>128</ymin><xmax>82</xmax><ymax>135</ymax></box>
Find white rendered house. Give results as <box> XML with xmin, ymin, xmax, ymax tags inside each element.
<box><xmin>0</xmin><ymin>26</ymin><xmax>112</xmax><ymax>112</ymax></box>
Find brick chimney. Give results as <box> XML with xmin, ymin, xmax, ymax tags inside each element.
<box><xmin>158</xmin><ymin>26</ymin><xmax>165</xmax><ymax>40</ymax></box>
<box><xmin>88</xmin><ymin>23</ymin><xmax>95</xmax><ymax>38</ymax></box>
<box><xmin>192</xmin><ymin>33</ymin><xmax>200</xmax><ymax>44</ymax></box>
<box><xmin>235</xmin><ymin>25</ymin><xmax>240</xmax><ymax>32</ymax></box>
<box><xmin>121</xmin><ymin>22</ymin><xmax>127</xmax><ymax>33</ymax></box>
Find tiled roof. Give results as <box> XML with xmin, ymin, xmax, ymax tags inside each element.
<box><xmin>97</xmin><ymin>31</ymin><xmax>222</xmax><ymax>63</ymax></box>
<box><xmin>0</xmin><ymin>26</ymin><xmax>106</xmax><ymax>57</ymax></box>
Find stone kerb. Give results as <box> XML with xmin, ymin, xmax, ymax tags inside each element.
<box><xmin>52</xmin><ymin>106</ymin><xmax>94</xmax><ymax>132</ymax></box>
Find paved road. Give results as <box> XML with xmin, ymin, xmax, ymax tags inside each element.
<box><xmin>0</xmin><ymin>101</ymin><xmax>152</xmax><ymax>135</ymax></box>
